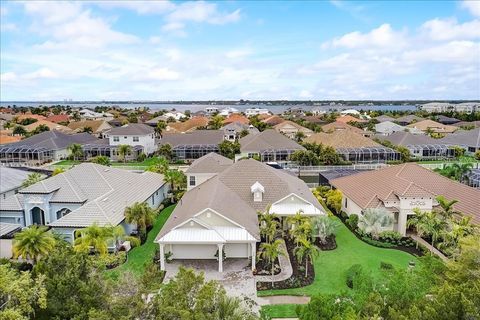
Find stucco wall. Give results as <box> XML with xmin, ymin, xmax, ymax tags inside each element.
<box><xmin>0</xmin><ymin>210</ymin><xmax>24</xmax><ymax>226</ymax></box>
<box><xmin>186</xmin><ymin>173</ymin><xmax>216</xmax><ymax>190</ymax></box>
<box><xmin>109</xmin><ymin>134</ymin><xmax>156</xmax><ymax>155</ymax></box>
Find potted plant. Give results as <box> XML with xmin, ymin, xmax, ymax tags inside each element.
<box><xmin>165</xmin><ymin>251</ymin><xmax>173</xmax><ymax>263</ymax></box>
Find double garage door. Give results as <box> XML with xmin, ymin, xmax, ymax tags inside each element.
<box><xmin>171</xmin><ymin>243</ymin><xmax>249</xmax><ymax>259</ymax></box>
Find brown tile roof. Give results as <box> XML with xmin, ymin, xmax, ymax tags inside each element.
<box><xmin>322</xmin><ymin>121</ymin><xmax>367</xmax><ymax>134</ymax></box>
<box><xmin>262</xmin><ymin>115</ymin><xmax>285</xmax><ymax>126</ymax></box>
<box><xmin>239</xmin><ymin>129</ymin><xmax>304</xmax><ymax>152</ymax></box>
<box><xmin>166</xmin><ymin>116</ymin><xmax>209</xmax><ymax>133</ymax></box>
<box><xmin>68</xmin><ymin>120</ymin><xmax>112</xmax><ymax>134</ymax></box>
<box><xmin>46</xmin><ymin>114</ymin><xmax>70</xmax><ymax>123</ymax></box>
<box><xmin>273</xmin><ymin>120</ymin><xmax>313</xmax><ymax>134</ymax></box>
<box><xmin>304</xmin><ymin>130</ymin><xmax>380</xmax><ymax>148</ymax></box>
<box><xmin>186</xmin><ymin>152</ymin><xmax>233</xmax><ymax>174</ymax></box>
<box><xmin>223</xmin><ymin>114</ymin><xmax>249</xmax><ymax>125</ymax></box>
<box><xmin>16</xmin><ymin>114</ymin><xmax>46</xmax><ymax>121</ymax></box>
<box><xmin>336</xmin><ymin>115</ymin><xmax>367</xmax><ymax>123</ymax></box>
<box><xmin>24</xmin><ymin>120</ymin><xmax>73</xmax><ymax>133</ymax></box>
<box><xmin>407</xmin><ymin>120</ymin><xmax>458</xmax><ymax>133</ymax></box>
<box><xmin>330</xmin><ymin>163</ymin><xmax>480</xmax><ymax>224</ymax></box>
<box><xmin>0</xmin><ymin>135</ymin><xmax>22</xmax><ymax>144</ymax></box>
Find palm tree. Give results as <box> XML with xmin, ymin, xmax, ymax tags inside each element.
<box><xmin>294</xmin><ymin>131</ymin><xmax>306</xmax><ymax>142</ymax></box>
<box><xmin>257</xmin><ymin>239</ymin><xmax>284</xmax><ymax>287</ymax></box>
<box><xmin>258</xmin><ymin>206</ymin><xmax>280</xmax><ymax>243</ymax></box>
<box><xmin>311</xmin><ymin>215</ymin><xmax>338</xmax><ymax>244</ymax></box>
<box><xmin>21</xmin><ymin>172</ymin><xmax>43</xmax><ymax>188</ymax></box>
<box><xmin>164</xmin><ymin>169</ymin><xmax>186</xmax><ymax>191</ymax></box>
<box><xmin>435</xmin><ymin>195</ymin><xmax>458</xmax><ymax>220</ymax></box>
<box><xmin>215</xmin><ymin>296</ymin><xmax>256</xmax><ymax>320</ymax></box>
<box><xmin>73</xmin><ymin>223</ymin><xmax>112</xmax><ymax>255</ymax></box>
<box><xmin>117</xmin><ymin>144</ymin><xmax>132</xmax><ymax>163</ymax></box>
<box><xmin>358</xmin><ymin>208</ymin><xmax>394</xmax><ymax>239</ymax></box>
<box><xmin>290</xmin><ymin>219</ymin><xmax>312</xmax><ymax>247</ymax></box>
<box><xmin>67</xmin><ymin>143</ymin><xmax>83</xmax><ymax>161</ymax></box>
<box><xmin>294</xmin><ymin>238</ymin><xmax>320</xmax><ymax>277</ymax></box>
<box><xmin>286</xmin><ymin>210</ymin><xmax>305</xmax><ymax>231</ymax></box>
<box><xmin>407</xmin><ymin>209</ymin><xmax>430</xmax><ymax>249</ymax></box>
<box><xmin>155</xmin><ymin>121</ymin><xmax>167</xmax><ymax>138</ymax></box>
<box><xmin>424</xmin><ymin>211</ymin><xmax>447</xmax><ymax>251</ymax></box>
<box><xmin>13</xmin><ymin>225</ymin><xmax>56</xmax><ymax>264</ymax></box>
<box><xmin>450</xmin><ymin>162</ymin><xmax>473</xmax><ymax>183</ymax></box>
<box><xmin>107</xmin><ymin>225</ymin><xmax>140</xmax><ymax>252</ymax></box>
<box><xmin>124</xmin><ymin>202</ymin><xmax>157</xmax><ymax>239</ymax></box>
<box><xmin>52</xmin><ymin>168</ymin><xmax>65</xmax><ymax>176</ymax></box>
<box><xmin>147</xmin><ymin>156</ymin><xmax>170</xmax><ymax>174</ymax></box>
<box><xmin>209</xmin><ymin>115</ymin><xmax>224</xmax><ymax>130</ymax></box>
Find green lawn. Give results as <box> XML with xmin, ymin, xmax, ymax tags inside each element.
<box><xmin>106</xmin><ymin>205</ymin><xmax>175</xmax><ymax>279</ymax></box>
<box><xmin>258</xmin><ymin>216</ymin><xmax>417</xmax><ymax>297</ymax></box>
<box><xmin>261</xmin><ymin>304</ymin><xmax>298</xmax><ymax>319</ymax></box>
<box><xmin>54</xmin><ymin>160</ymin><xmax>81</xmax><ymax>166</ymax></box>
<box><xmin>54</xmin><ymin>158</ymin><xmax>163</xmax><ymax>168</ymax></box>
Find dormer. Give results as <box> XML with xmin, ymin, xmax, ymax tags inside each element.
<box><xmin>251</xmin><ymin>181</ymin><xmax>265</xmax><ymax>202</ymax></box>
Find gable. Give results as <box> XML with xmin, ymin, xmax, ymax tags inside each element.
<box><xmin>195</xmin><ymin>209</ymin><xmax>238</xmax><ymax>228</ymax></box>
<box><xmin>175</xmin><ymin>219</ymin><xmax>209</xmax><ymax>230</ymax></box>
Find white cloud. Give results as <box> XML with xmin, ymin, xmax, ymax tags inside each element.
<box><xmin>25</xmin><ymin>67</ymin><xmax>58</xmax><ymax>80</ymax></box>
<box><xmin>93</xmin><ymin>1</ymin><xmax>174</xmax><ymax>15</ymax></box>
<box><xmin>322</xmin><ymin>24</ymin><xmax>407</xmax><ymax>49</ymax></box>
<box><xmin>225</xmin><ymin>49</ymin><xmax>252</xmax><ymax>59</ymax></box>
<box><xmin>462</xmin><ymin>0</ymin><xmax>480</xmax><ymax>17</ymax></box>
<box><xmin>421</xmin><ymin>18</ymin><xmax>480</xmax><ymax>41</ymax></box>
<box><xmin>134</xmin><ymin>68</ymin><xmax>180</xmax><ymax>81</ymax></box>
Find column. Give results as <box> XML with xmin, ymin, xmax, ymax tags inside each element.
<box><xmin>159</xmin><ymin>244</ymin><xmax>165</xmax><ymax>271</ymax></box>
<box><xmin>217</xmin><ymin>244</ymin><xmax>224</xmax><ymax>272</ymax></box>
<box><xmin>398</xmin><ymin>212</ymin><xmax>408</xmax><ymax>236</ymax></box>
<box><xmin>251</xmin><ymin>242</ymin><xmax>256</xmax><ymax>271</ymax></box>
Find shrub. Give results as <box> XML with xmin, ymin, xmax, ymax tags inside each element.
<box><xmin>361</xmin><ymin>236</ymin><xmax>395</xmax><ymax>248</ymax></box>
<box><xmin>346</xmin><ymin>214</ymin><xmax>359</xmax><ymax>230</ymax></box>
<box><xmin>379</xmin><ymin>231</ymin><xmax>402</xmax><ymax>241</ymax></box>
<box><xmin>340</xmin><ymin>211</ymin><xmax>348</xmax><ymax>220</ymax></box>
<box><xmin>137</xmin><ymin>152</ymin><xmax>147</xmax><ymax>162</ymax></box>
<box><xmin>94</xmin><ymin>252</ymin><xmax>127</xmax><ymax>269</ymax></box>
<box><xmin>346</xmin><ymin>264</ymin><xmax>363</xmax><ymax>288</ymax></box>
<box><xmin>141</xmin><ymin>262</ymin><xmax>165</xmax><ymax>291</ymax></box>
<box><xmin>380</xmin><ymin>261</ymin><xmax>394</xmax><ymax>270</ymax></box>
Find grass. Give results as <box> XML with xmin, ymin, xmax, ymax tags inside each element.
<box><xmin>258</xmin><ymin>216</ymin><xmax>417</xmax><ymax>297</ymax></box>
<box><xmin>106</xmin><ymin>205</ymin><xmax>175</xmax><ymax>279</ymax></box>
<box><xmin>55</xmin><ymin>160</ymin><xmax>81</xmax><ymax>165</ymax></box>
<box><xmin>261</xmin><ymin>304</ymin><xmax>298</xmax><ymax>319</ymax></box>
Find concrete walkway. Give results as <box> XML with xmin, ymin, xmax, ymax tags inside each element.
<box><xmin>255</xmin><ymin>239</ymin><xmax>293</xmax><ymax>282</ymax></box>
<box><xmin>410</xmin><ymin>234</ymin><xmax>448</xmax><ymax>262</ymax></box>
<box><xmin>257</xmin><ymin>295</ymin><xmax>310</xmax><ymax>306</ymax></box>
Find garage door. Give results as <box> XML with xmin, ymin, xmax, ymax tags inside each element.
<box><xmin>171</xmin><ymin>244</ymin><xmax>217</xmax><ymax>259</ymax></box>
<box><xmin>225</xmin><ymin>243</ymin><xmax>249</xmax><ymax>258</ymax></box>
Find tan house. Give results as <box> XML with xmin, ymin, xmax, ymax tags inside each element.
<box><xmin>304</xmin><ymin>130</ymin><xmax>379</xmax><ymax>148</ymax></box>
<box><xmin>322</xmin><ymin>121</ymin><xmax>372</xmax><ymax>137</ymax></box>
<box><xmin>68</xmin><ymin>120</ymin><xmax>112</xmax><ymax>137</ymax></box>
<box><xmin>273</xmin><ymin>120</ymin><xmax>313</xmax><ymax>139</ymax></box>
<box><xmin>24</xmin><ymin>120</ymin><xmax>73</xmax><ymax>133</ymax></box>
<box><xmin>407</xmin><ymin>119</ymin><xmax>458</xmax><ymax>134</ymax></box>
<box><xmin>330</xmin><ymin>163</ymin><xmax>480</xmax><ymax>236</ymax></box>
<box><xmin>166</xmin><ymin>116</ymin><xmax>209</xmax><ymax>133</ymax></box>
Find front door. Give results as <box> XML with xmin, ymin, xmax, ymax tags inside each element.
<box><xmin>31</xmin><ymin>207</ymin><xmax>45</xmax><ymax>225</ymax></box>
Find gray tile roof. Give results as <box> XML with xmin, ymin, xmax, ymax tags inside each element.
<box><xmin>107</xmin><ymin>123</ymin><xmax>154</xmax><ymax>136</ymax></box>
<box><xmin>1</xmin><ymin>131</ymin><xmax>98</xmax><ymax>150</ymax></box>
<box><xmin>375</xmin><ymin>131</ymin><xmax>438</xmax><ymax>146</ymax></box>
<box><xmin>0</xmin><ymin>167</ymin><xmax>32</xmax><ymax>194</ymax></box>
<box><xmin>185</xmin><ymin>152</ymin><xmax>233</xmax><ymax>174</ymax></box>
<box><xmin>374</xmin><ymin>115</ymin><xmax>396</xmax><ymax>122</ymax></box>
<box><xmin>157</xmin><ymin>158</ymin><xmax>323</xmax><ymax>241</ymax></box>
<box><xmin>18</xmin><ymin>163</ymin><xmax>166</xmax><ymax>227</ymax></box>
<box><xmin>239</xmin><ymin>129</ymin><xmax>304</xmax><ymax>152</ymax></box>
<box><xmin>0</xmin><ymin>193</ymin><xmax>24</xmax><ymax>211</ymax></box>
<box><xmin>0</xmin><ymin>223</ymin><xmax>21</xmax><ymax>237</ymax></box>
<box><xmin>159</xmin><ymin>130</ymin><xmax>225</xmax><ymax>147</ymax></box>
<box><xmin>221</xmin><ymin>122</ymin><xmax>259</xmax><ymax>134</ymax></box>
<box><xmin>395</xmin><ymin>115</ymin><xmax>424</xmax><ymax>124</ymax></box>
<box><xmin>439</xmin><ymin>128</ymin><xmax>480</xmax><ymax>148</ymax></box>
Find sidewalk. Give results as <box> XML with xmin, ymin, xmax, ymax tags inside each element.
<box><xmin>255</xmin><ymin>239</ymin><xmax>293</xmax><ymax>282</ymax></box>
<box><xmin>409</xmin><ymin>234</ymin><xmax>448</xmax><ymax>262</ymax></box>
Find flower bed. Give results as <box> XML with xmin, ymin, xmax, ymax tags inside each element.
<box><xmin>254</xmin><ymin>256</ymin><xmax>281</xmax><ymax>276</ymax></box>
<box><xmin>314</xmin><ymin>235</ymin><xmax>337</xmax><ymax>251</ymax></box>
<box><xmin>257</xmin><ymin>238</ymin><xmax>314</xmax><ymax>291</ymax></box>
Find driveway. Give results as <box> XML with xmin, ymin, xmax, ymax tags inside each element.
<box><xmin>164</xmin><ymin>258</ymin><xmax>259</xmax><ymax>312</ymax></box>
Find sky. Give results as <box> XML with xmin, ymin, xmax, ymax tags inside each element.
<box><xmin>1</xmin><ymin>0</ymin><xmax>479</xmax><ymax>101</ymax></box>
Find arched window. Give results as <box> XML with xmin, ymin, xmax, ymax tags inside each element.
<box><xmin>56</xmin><ymin>208</ymin><xmax>72</xmax><ymax>220</ymax></box>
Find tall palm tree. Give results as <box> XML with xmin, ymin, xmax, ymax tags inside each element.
<box><xmin>147</xmin><ymin>156</ymin><xmax>170</xmax><ymax>174</ymax></box>
<box><xmin>21</xmin><ymin>172</ymin><xmax>43</xmax><ymax>188</ymax></box>
<box><xmin>164</xmin><ymin>169</ymin><xmax>186</xmax><ymax>191</ymax></box>
<box><xmin>74</xmin><ymin>223</ymin><xmax>112</xmax><ymax>255</ymax></box>
<box><xmin>294</xmin><ymin>238</ymin><xmax>320</xmax><ymax>277</ymax></box>
<box><xmin>67</xmin><ymin>143</ymin><xmax>83</xmax><ymax>161</ymax></box>
<box><xmin>117</xmin><ymin>144</ymin><xmax>132</xmax><ymax>163</ymax></box>
<box><xmin>451</xmin><ymin>162</ymin><xmax>473</xmax><ymax>183</ymax></box>
<box><xmin>124</xmin><ymin>202</ymin><xmax>157</xmax><ymax>239</ymax></box>
<box><xmin>13</xmin><ymin>225</ymin><xmax>56</xmax><ymax>264</ymax></box>
<box><xmin>257</xmin><ymin>239</ymin><xmax>285</xmax><ymax>287</ymax></box>
<box><xmin>435</xmin><ymin>195</ymin><xmax>459</xmax><ymax>220</ymax></box>
<box><xmin>358</xmin><ymin>208</ymin><xmax>394</xmax><ymax>239</ymax></box>
<box><xmin>407</xmin><ymin>209</ymin><xmax>429</xmax><ymax>249</ymax></box>
<box><xmin>155</xmin><ymin>121</ymin><xmax>167</xmax><ymax>138</ymax></box>
<box><xmin>290</xmin><ymin>219</ymin><xmax>312</xmax><ymax>247</ymax></box>
<box><xmin>286</xmin><ymin>210</ymin><xmax>305</xmax><ymax>231</ymax></box>
<box><xmin>424</xmin><ymin>211</ymin><xmax>447</xmax><ymax>251</ymax></box>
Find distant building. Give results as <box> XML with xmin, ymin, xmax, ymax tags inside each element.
<box><xmin>79</xmin><ymin>109</ymin><xmax>114</xmax><ymax>121</ymax></box>
<box><xmin>219</xmin><ymin>107</ymin><xmax>239</xmax><ymax>116</ymax></box>
<box><xmin>205</xmin><ymin>106</ymin><xmax>219</xmax><ymax>115</ymax></box>
<box><xmin>245</xmin><ymin>108</ymin><xmax>270</xmax><ymax>117</ymax></box>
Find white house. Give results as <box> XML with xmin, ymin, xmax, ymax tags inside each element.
<box><xmin>205</xmin><ymin>107</ymin><xmax>219</xmax><ymax>115</ymax></box>
<box><xmin>163</xmin><ymin>111</ymin><xmax>186</xmax><ymax>121</ymax></box>
<box><xmin>245</xmin><ymin>108</ymin><xmax>270</xmax><ymax>117</ymax></box>
<box><xmin>79</xmin><ymin>109</ymin><xmax>114</xmax><ymax>121</ymax></box>
<box><xmin>219</xmin><ymin>107</ymin><xmax>239</xmax><ymax>116</ymax></box>
<box><xmin>340</xmin><ymin>109</ymin><xmax>360</xmax><ymax>116</ymax></box>
<box><xmin>156</xmin><ymin>156</ymin><xmax>325</xmax><ymax>272</ymax></box>
<box><xmin>105</xmin><ymin>123</ymin><xmax>156</xmax><ymax>155</ymax></box>
<box><xmin>0</xmin><ymin>163</ymin><xmax>168</xmax><ymax>243</ymax></box>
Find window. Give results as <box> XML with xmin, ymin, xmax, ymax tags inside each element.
<box><xmin>189</xmin><ymin>175</ymin><xmax>196</xmax><ymax>186</ymax></box>
<box><xmin>133</xmin><ymin>136</ymin><xmax>139</xmax><ymax>142</ymax></box>
<box><xmin>345</xmin><ymin>198</ymin><xmax>348</xmax><ymax>208</ymax></box>
<box><xmin>113</xmin><ymin>136</ymin><xmax>119</xmax><ymax>142</ymax></box>
<box><xmin>56</xmin><ymin>208</ymin><xmax>71</xmax><ymax>220</ymax></box>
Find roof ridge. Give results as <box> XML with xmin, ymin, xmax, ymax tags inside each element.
<box><xmin>91</xmin><ymin>163</ymin><xmax>115</xmax><ymax>193</ymax></box>
<box><xmin>61</xmin><ymin>173</ymin><xmax>85</xmax><ymax>202</ymax></box>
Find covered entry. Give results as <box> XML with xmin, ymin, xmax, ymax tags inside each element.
<box><xmin>31</xmin><ymin>207</ymin><xmax>46</xmax><ymax>225</ymax></box>
<box><xmin>170</xmin><ymin>244</ymin><xmax>218</xmax><ymax>259</ymax></box>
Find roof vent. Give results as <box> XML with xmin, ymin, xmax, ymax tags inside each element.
<box><xmin>251</xmin><ymin>181</ymin><xmax>264</xmax><ymax>202</ymax></box>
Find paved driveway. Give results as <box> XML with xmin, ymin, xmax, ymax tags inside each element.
<box><xmin>164</xmin><ymin>258</ymin><xmax>259</xmax><ymax>312</ymax></box>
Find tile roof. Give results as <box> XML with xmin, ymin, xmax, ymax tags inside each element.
<box><xmin>374</xmin><ymin>115</ymin><xmax>396</xmax><ymax>122</ymax></box>
<box><xmin>395</xmin><ymin>115</ymin><xmax>424</xmax><ymax>124</ymax></box>
<box><xmin>330</xmin><ymin>163</ymin><xmax>480</xmax><ymax>224</ymax></box>
<box><xmin>239</xmin><ymin>129</ymin><xmax>304</xmax><ymax>152</ymax></box>
<box><xmin>24</xmin><ymin>120</ymin><xmax>73</xmax><ymax>133</ymax></box>
<box><xmin>0</xmin><ymin>193</ymin><xmax>24</xmax><ymax>211</ymax></box>
<box><xmin>452</xmin><ymin>121</ymin><xmax>480</xmax><ymax>128</ymax></box>
<box><xmin>336</xmin><ymin>115</ymin><xmax>367</xmax><ymax>123</ymax></box>
<box><xmin>160</xmin><ymin>130</ymin><xmax>224</xmax><ymax>147</ymax></box>
<box><xmin>223</xmin><ymin>114</ymin><xmax>249</xmax><ymax>125</ymax></box>
<box><xmin>0</xmin><ymin>167</ymin><xmax>32</xmax><ymax>194</ymax></box>
<box><xmin>305</xmin><ymin>130</ymin><xmax>380</xmax><ymax>148</ymax></box>
<box><xmin>273</xmin><ymin>120</ymin><xmax>313</xmax><ymax>134</ymax></box>
<box><xmin>438</xmin><ymin>128</ymin><xmax>480</xmax><ymax>148</ymax></box>
<box><xmin>374</xmin><ymin>131</ymin><xmax>438</xmax><ymax>146</ymax></box>
<box><xmin>107</xmin><ymin>123</ymin><xmax>154</xmax><ymax>135</ymax></box>
<box><xmin>261</xmin><ymin>115</ymin><xmax>285</xmax><ymax>126</ymax></box>
<box><xmin>68</xmin><ymin>120</ymin><xmax>112</xmax><ymax>134</ymax></box>
<box><xmin>46</xmin><ymin>114</ymin><xmax>70</xmax><ymax>123</ymax></box>
<box><xmin>185</xmin><ymin>152</ymin><xmax>233</xmax><ymax>174</ymax></box>
<box><xmin>1</xmin><ymin>131</ymin><xmax>99</xmax><ymax>150</ymax></box>
<box><xmin>407</xmin><ymin>120</ymin><xmax>458</xmax><ymax>133</ymax></box>
<box><xmin>0</xmin><ymin>223</ymin><xmax>21</xmax><ymax>237</ymax></box>
<box><xmin>0</xmin><ymin>135</ymin><xmax>22</xmax><ymax>144</ymax></box>
<box><xmin>166</xmin><ymin>116</ymin><xmax>209</xmax><ymax>133</ymax></box>
<box><xmin>16</xmin><ymin>114</ymin><xmax>46</xmax><ymax>121</ymax></box>
<box><xmin>322</xmin><ymin>121</ymin><xmax>365</xmax><ymax>134</ymax></box>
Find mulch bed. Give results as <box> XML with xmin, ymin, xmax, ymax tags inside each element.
<box><xmin>315</xmin><ymin>235</ymin><xmax>337</xmax><ymax>250</ymax></box>
<box><xmin>257</xmin><ymin>238</ymin><xmax>315</xmax><ymax>291</ymax></box>
<box><xmin>254</xmin><ymin>256</ymin><xmax>281</xmax><ymax>276</ymax></box>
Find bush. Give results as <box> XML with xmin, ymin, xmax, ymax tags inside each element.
<box><xmin>340</xmin><ymin>211</ymin><xmax>348</xmax><ymax>220</ymax></box>
<box><xmin>94</xmin><ymin>252</ymin><xmax>127</xmax><ymax>269</ymax></box>
<box><xmin>137</xmin><ymin>152</ymin><xmax>147</xmax><ymax>162</ymax></box>
<box><xmin>380</xmin><ymin>261</ymin><xmax>394</xmax><ymax>270</ymax></box>
<box><xmin>346</xmin><ymin>264</ymin><xmax>363</xmax><ymax>288</ymax></box>
<box><xmin>361</xmin><ymin>236</ymin><xmax>395</xmax><ymax>248</ymax></box>
<box><xmin>379</xmin><ymin>231</ymin><xmax>402</xmax><ymax>241</ymax></box>
<box><xmin>346</xmin><ymin>214</ymin><xmax>359</xmax><ymax>230</ymax></box>
<box><xmin>141</xmin><ymin>262</ymin><xmax>165</xmax><ymax>291</ymax></box>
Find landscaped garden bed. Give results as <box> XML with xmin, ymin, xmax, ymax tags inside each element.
<box><xmin>254</xmin><ymin>256</ymin><xmax>281</xmax><ymax>276</ymax></box>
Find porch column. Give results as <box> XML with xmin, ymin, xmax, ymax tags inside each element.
<box><xmin>251</xmin><ymin>242</ymin><xmax>256</xmax><ymax>271</ymax></box>
<box><xmin>398</xmin><ymin>212</ymin><xmax>408</xmax><ymax>237</ymax></box>
<box><xmin>217</xmin><ymin>244</ymin><xmax>224</xmax><ymax>272</ymax></box>
<box><xmin>159</xmin><ymin>244</ymin><xmax>165</xmax><ymax>271</ymax></box>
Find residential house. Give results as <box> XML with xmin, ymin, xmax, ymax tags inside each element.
<box><xmin>238</xmin><ymin>129</ymin><xmax>304</xmax><ymax>162</ymax></box>
<box><xmin>155</xmin><ymin>157</ymin><xmax>325</xmax><ymax>272</ymax></box>
<box><xmin>262</xmin><ymin>115</ymin><xmax>285</xmax><ymax>126</ymax></box>
<box><xmin>322</xmin><ymin>121</ymin><xmax>373</xmax><ymax>137</ymax></box>
<box><xmin>221</xmin><ymin>122</ymin><xmax>258</xmax><ymax>142</ymax></box>
<box><xmin>452</xmin><ymin>121</ymin><xmax>480</xmax><ymax>129</ymax></box>
<box><xmin>375</xmin><ymin>121</ymin><xmax>408</xmax><ymax>136</ymax></box>
<box><xmin>340</xmin><ymin>109</ymin><xmax>361</xmax><ymax>116</ymax></box>
<box><xmin>145</xmin><ymin>115</ymin><xmax>169</xmax><ymax>127</ymax></box>
<box><xmin>79</xmin><ymin>109</ymin><xmax>114</xmax><ymax>121</ymax></box>
<box><xmin>330</xmin><ymin>163</ymin><xmax>480</xmax><ymax>236</ymax></box>
<box><xmin>185</xmin><ymin>152</ymin><xmax>233</xmax><ymax>191</ymax></box>
<box><xmin>0</xmin><ymin>135</ymin><xmax>22</xmax><ymax>145</ymax></box>
<box><xmin>273</xmin><ymin>120</ymin><xmax>313</xmax><ymax>139</ymax></box>
<box><xmin>395</xmin><ymin>115</ymin><xmax>424</xmax><ymax>126</ymax></box>
<box><xmin>407</xmin><ymin>119</ymin><xmax>458</xmax><ymax>134</ymax></box>
<box><xmin>374</xmin><ymin>115</ymin><xmax>396</xmax><ymax>123</ymax></box>
<box><xmin>439</xmin><ymin>128</ymin><xmax>480</xmax><ymax>154</ymax></box>
<box><xmin>159</xmin><ymin>130</ymin><xmax>225</xmax><ymax>161</ymax></box>
<box><xmin>105</xmin><ymin>124</ymin><xmax>156</xmax><ymax>155</ymax></box>
<box><xmin>223</xmin><ymin>114</ymin><xmax>249</xmax><ymax>125</ymax></box>
<box><xmin>16</xmin><ymin>114</ymin><xmax>47</xmax><ymax>121</ymax></box>
<box><xmin>46</xmin><ymin>114</ymin><xmax>70</xmax><ymax>124</ymax></box>
<box><xmin>24</xmin><ymin>120</ymin><xmax>73</xmax><ymax>134</ymax></box>
<box><xmin>0</xmin><ymin>164</ymin><xmax>168</xmax><ymax>243</ymax></box>
<box><xmin>166</xmin><ymin>116</ymin><xmax>209</xmax><ymax>133</ymax></box>
<box><xmin>205</xmin><ymin>106</ymin><xmax>219</xmax><ymax>115</ymax></box>
<box><xmin>68</xmin><ymin>120</ymin><xmax>113</xmax><ymax>137</ymax></box>
<box><xmin>0</xmin><ymin>131</ymin><xmax>99</xmax><ymax>164</ymax></box>
<box><xmin>435</xmin><ymin>115</ymin><xmax>461</xmax><ymax>125</ymax></box>
<box><xmin>304</xmin><ymin>130</ymin><xmax>400</xmax><ymax>163</ymax></box>
<box><xmin>163</xmin><ymin>111</ymin><xmax>186</xmax><ymax>121</ymax></box>
<box><xmin>219</xmin><ymin>107</ymin><xmax>239</xmax><ymax>116</ymax></box>
<box><xmin>310</xmin><ymin>107</ymin><xmax>326</xmax><ymax>116</ymax></box>
<box><xmin>0</xmin><ymin>167</ymin><xmax>32</xmax><ymax>199</ymax></box>
<box><xmin>245</xmin><ymin>108</ymin><xmax>270</xmax><ymax>117</ymax></box>
<box><xmin>336</xmin><ymin>115</ymin><xmax>367</xmax><ymax>124</ymax></box>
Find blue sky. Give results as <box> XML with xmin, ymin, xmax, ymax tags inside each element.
<box><xmin>1</xmin><ymin>0</ymin><xmax>479</xmax><ymax>101</ymax></box>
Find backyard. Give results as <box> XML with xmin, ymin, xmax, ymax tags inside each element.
<box><xmin>259</xmin><ymin>216</ymin><xmax>418</xmax><ymax>317</ymax></box>
<box><xmin>106</xmin><ymin>205</ymin><xmax>175</xmax><ymax>279</ymax></box>
<box><xmin>54</xmin><ymin>157</ymin><xmax>165</xmax><ymax>168</ymax></box>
